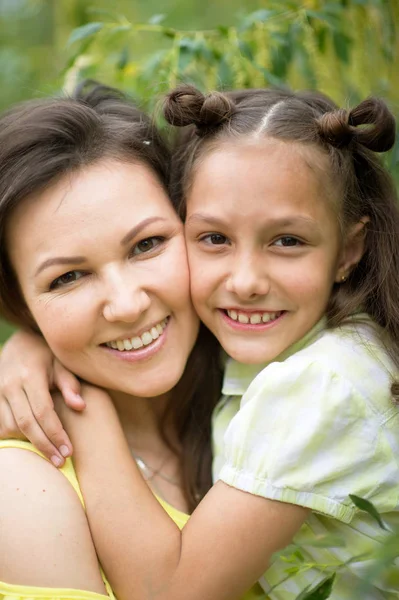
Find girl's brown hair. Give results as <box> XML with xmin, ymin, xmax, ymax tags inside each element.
<box><xmin>0</xmin><ymin>81</ymin><xmax>221</xmax><ymax>510</ymax></box>
<box><xmin>163</xmin><ymin>84</ymin><xmax>399</xmax><ymax>400</ymax></box>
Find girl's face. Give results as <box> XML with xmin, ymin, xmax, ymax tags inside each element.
<box><xmin>7</xmin><ymin>159</ymin><xmax>199</xmax><ymax>398</ymax></box>
<box><xmin>185</xmin><ymin>139</ymin><xmax>351</xmax><ymax>365</ymax></box>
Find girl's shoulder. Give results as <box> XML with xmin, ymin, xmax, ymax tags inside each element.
<box><xmin>248</xmin><ymin>314</ymin><xmax>397</xmax><ymax>419</ymax></box>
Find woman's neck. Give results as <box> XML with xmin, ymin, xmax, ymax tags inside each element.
<box><xmin>106</xmin><ymin>388</ymin><xmax>189</xmax><ymax>513</ymax></box>
<box><xmin>107</xmin><ymin>389</ymin><xmax>173</xmax><ymax>450</ymax></box>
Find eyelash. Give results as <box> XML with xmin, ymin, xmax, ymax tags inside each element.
<box><xmin>199</xmin><ymin>233</ymin><xmax>230</xmax><ymax>246</ymax></box>
<box><xmin>50</xmin><ymin>271</ymin><xmax>85</xmax><ymax>290</ymax></box>
<box><xmin>129</xmin><ymin>236</ymin><xmax>165</xmax><ymax>256</ymax></box>
<box><xmin>49</xmin><ymin>236</ymin><xmax>166</xmax><ymax>290</ymax></box>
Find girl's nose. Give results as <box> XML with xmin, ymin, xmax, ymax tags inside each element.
<box><xmin>225</xmin><ymin>255</ymin><xmax>270</xmax><ymax>300</ymax></box>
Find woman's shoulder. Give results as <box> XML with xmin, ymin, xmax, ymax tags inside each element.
<box><xmin>0</xmin><ymin>442</ymin><xmax>106</xmax><ymax>593</ymax></box>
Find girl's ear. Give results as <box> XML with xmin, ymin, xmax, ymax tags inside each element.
<box><xmin>335</xmin><ymin>217</ymin><xmax>369</xmax><ymax>283</ymax></box>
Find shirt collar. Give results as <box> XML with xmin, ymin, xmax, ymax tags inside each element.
<box><xmin>222</xmin><ymin>316</ymin><xmax>327</xmax><ymax>396</ymax></box>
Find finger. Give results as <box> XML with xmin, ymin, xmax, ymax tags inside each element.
<box><xmin>23</xmin><ymin>376</ymin><xmax>73</xmax><ymax>459</ymax></box>
<box><xmin>0</xmin><ymin>396</ymin><xmax>25</xmax><ymax>440</ymax></box>
<box><xmin>6</xmin><ymin>388</ymin><xmax>66</xmax><ymax>467</ymax></box>
<box><xmin>53</xmin><ymin>361</ymin><xmax>85</xmax><ymax>411</ymax></box>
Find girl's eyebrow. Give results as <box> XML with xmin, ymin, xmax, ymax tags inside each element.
<box><xmin>186</xmin><ymin>213</ymin><xmax>226</xmax><ymax>228</ymax></box>
<box><xmin>186</xmin><ymin>213</ymin><xmax>320</xmax><ymax>230</ymax></box>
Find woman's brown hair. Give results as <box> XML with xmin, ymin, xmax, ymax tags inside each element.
<box><xmin>0</xmin><ymin>81</ymin><xmax>222</xmax><ymax>510</ymax></box>
<box><xmin>163</xmin><ymin>84</ymin><xmax>399</xmax><ymax>400</ymax></box>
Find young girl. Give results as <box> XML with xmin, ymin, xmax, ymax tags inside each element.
<box><xmin>1</xmin><ymin>86</ymin><xmax>399</xmax><ymax>600</ymax></box>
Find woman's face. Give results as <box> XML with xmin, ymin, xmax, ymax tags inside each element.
<box><xmin>7</xmin><ymin>159</ymin><xmax>199</xmax><ymax>398</ymax></box>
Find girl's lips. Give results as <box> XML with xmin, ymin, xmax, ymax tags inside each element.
<box><xmin>102</xmin><ymin>318</ymin><xmax>169</xmax><ymax>362</ymax></box>
<box><xmin>219</xmin><ymin>309</ymin><xmax>286</xmax><ymax>331</ymax></box>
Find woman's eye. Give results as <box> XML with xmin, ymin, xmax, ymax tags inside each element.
<box><xmin>273</xmin><ymin>236</ymin><xmax>303</xmax><ymax>247</ymax></box>
<box><xmin>201</xmin><ymin>233</ymin><xmax>229</xmax><ymax>245</ymax></box>
<box><xmin>50</xmin><ymin>271</ymin><xmax>84</xmax><ymax>290</ymax></box>
<box><xmin>131</xmin><ymin>236</ymin><xmax>164</xmax><ymax>256</ymax></box>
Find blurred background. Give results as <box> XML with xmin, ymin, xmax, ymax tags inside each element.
<box><xmin>0</xmin><ymin>0</ymin><xmax>398</xmax><ymax>342</ymax></box>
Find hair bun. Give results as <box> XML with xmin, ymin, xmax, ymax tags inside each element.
<box><xmin>317</xmin><ymin>97</ymin><xmax>396</xmax><ymax>153</ymax></box>
<box><xmin>349</xmin><ymin>97</ymin><xmax>396</xmax><ymax>152</ymax></box>
<box><xmin>163</xmin><ymin>84</ymin><xmax>235</xmax><ymax>135</ymax></box>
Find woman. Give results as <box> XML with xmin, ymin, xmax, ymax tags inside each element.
<box><xmin>0</xmin><ymin>82</ymin><xmax>267</xmax><ymax>599</ymax></box>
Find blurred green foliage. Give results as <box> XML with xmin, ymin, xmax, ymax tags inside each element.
<box><xmin>0</xmin><ymin>0</ymin><xmax>398</xmax><ymax>341</ymax></box>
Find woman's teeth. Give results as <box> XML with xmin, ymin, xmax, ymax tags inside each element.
<box><xmin>105</xmin><ymin>319</ymin><xmax>168</xmax><ymax>351</ymax></box>
<box><xmin>226</xmin><ymin>310</ymin><xmax>282</xmax><ymax>324</ymax></box>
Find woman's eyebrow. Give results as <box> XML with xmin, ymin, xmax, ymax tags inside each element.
<box><xmin>120</xmin><ymin>217</ymin><xmax>167</xmax><ymax>246</ymax></box>
<box><xmin>35</xmin><ymin>256</ymin><xmax>86</xmax><ymax>277</ymax></box>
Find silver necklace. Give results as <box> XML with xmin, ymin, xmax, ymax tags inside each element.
<box><xmin>132</xmin><ymin>452</ymin><xmax>181</xmax><ymax>487</ymax></box>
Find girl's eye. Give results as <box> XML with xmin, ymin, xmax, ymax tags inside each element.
<box><xmin>273</xmin><ymin>236</ymin><xmax>303</xmax><ymax>247</ymax></box>
<box><xmin>50</xmin><ymin>271</ymin><xmax>84</xmax><ymax>290</ymax></box>
<box><xmin>131</xmin><ymin>236</ymin><xmax>164</xmax><ymax>256</ymax></box>
<box><xmin>201</xmin><ymin>233</ymin><xmax>229</xmax><ymax>246</ymax></box>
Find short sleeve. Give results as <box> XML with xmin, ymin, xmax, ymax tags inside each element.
<box><xmin>219</xmin><ymin>357</ymin><xmax>399</xmax><ymax>523</ymax></box>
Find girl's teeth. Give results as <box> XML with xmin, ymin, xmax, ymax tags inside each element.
<box><xmin>106</xmin><ymin>318</ymin><xmax>168</xmax><ymax>351</ymax></box>
<box><xmin>250</xmin><ymin>313</ymin><xmax>261</xmax><ymax>324</ymax></box>
<box><xmin>227</xmin><ymin>310</ymin><xmax>281</xmax><ymax>324</ymax></box>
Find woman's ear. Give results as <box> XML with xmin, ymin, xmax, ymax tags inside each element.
<box><xmin>335</xmin><ymin>217</ymin><xmax>369</xmax><ymax>283</ymax></box>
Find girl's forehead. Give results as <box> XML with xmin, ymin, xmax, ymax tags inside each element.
<box><xmin>187</xmin><ymin>138</ymin><xmax>337</xmax><ymax>208</ymax></box>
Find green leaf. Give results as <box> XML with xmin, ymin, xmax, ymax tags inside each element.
<box><xmin>349</xmin><ymin>495</ymin><xmax>387</xmax><ymax>530</ymax></box>
<box><xmin>257</xmin><ymin>66</ymin><xmax>283</xmax><ymax>87</ymax></box>
<box><xmin>332</xmin><ymin>31</ymin><xmax>352</xmax><ymax>64</ymax></box>
<box><xmin>239</xmin><ymin>9</ymin><xmax>279</xmax><ymax>31</ymax></box>
<box><xmin>109</xmin><ymin>24</ymin><xmax>131</xmax><ymax>35</ymax></box>
<box><xmin>67</xmin><ymin>22</ymin><xmax>104</xmax><ymax>47</ymax></box>
<box><xmin>148</xmin><ymin>14</ymin><xmax>166</xmax><ymax>25</ymax></box>
<box><xmin>238</xmin><ymin>40</ymin><xmax>254</xmax><ymax>62</ymax></box>
<box><xmin>300</xmin><ymin>533</ymin><xmax>346</xmax><ymax>548</ymax></box>
<box><xmin>295</xmin><ymin>574</ymin><xmax>336</xmax><ymax>600</ymax></box>
<box><xmin>116</xmin><ymin>47</ymin><xmax>129</xmax><ymax>71</ymax></box>
<box><xmin>217</xmin><ymin>57</ymin><xmax>235</xmax><ymax>88</ymax></box>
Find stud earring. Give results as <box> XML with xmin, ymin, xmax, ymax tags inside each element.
<box><xmin>341</xmin><ymin>274</ymin><xmax>347</xmax><ymax>283</ymax></box>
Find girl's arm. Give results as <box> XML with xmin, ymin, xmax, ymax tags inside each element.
<box><xmin>60</xmin><ymin>388</ymin><xmax>308</xmax><ymax>600</ymax></box>
<box><xmin>0</xmin><ymin>443</ymin><xmax>106</xmax><ymax>593</ymax></box>
<box><xmin>0</xmin><ymin>330</ymin><xmax>84</xmax><ymax>464</ymax></box>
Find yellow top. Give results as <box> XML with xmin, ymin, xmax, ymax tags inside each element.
<box><xmin>0</xmin><ymin>439</ymin><xmax>266</xmax><ymax>600</ymax></box>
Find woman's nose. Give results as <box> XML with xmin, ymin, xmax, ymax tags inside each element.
<box><xmin>102</xmin><ymin>271</ymin><xmax>151</xmax><ymax>323</ymax></box>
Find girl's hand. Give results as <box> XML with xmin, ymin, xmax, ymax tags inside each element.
<box><xmin>0</xmin><ymin>330</ymin><xmax>85</xmax><ymax>466</ymax></box>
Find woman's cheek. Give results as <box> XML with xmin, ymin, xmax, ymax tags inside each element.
<box><xmin>33</xmin><ymin>299</ymin><xmax>90</xmax><ymax>355</ymax></box>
